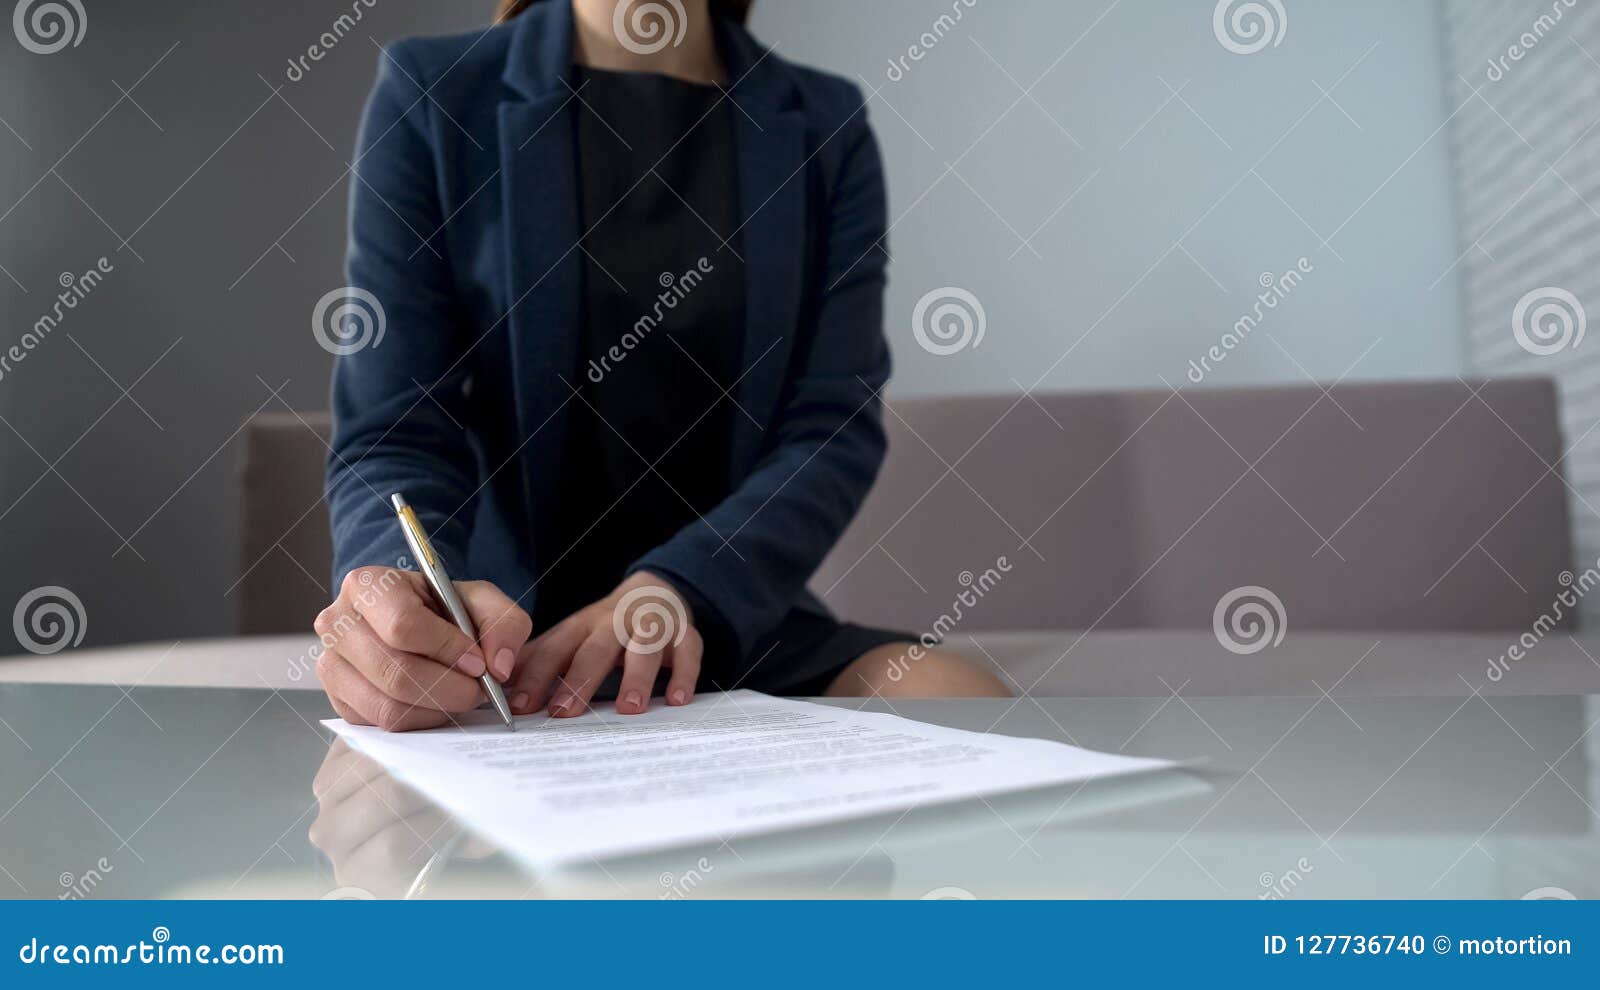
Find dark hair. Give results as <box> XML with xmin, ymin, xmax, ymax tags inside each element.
<box><xmin>495</xmin><ymin>0</ymin><xmax>751</xmax><ymax>25</ymax></box>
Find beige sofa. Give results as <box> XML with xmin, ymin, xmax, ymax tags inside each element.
<box><xmin>238</xmin><ymin>378</ymin><xmax>1574</xmax><ymax>646</ymax></box>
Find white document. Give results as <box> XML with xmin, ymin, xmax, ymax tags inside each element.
<box><xmin>324</xmin><ymin>690</ymin><xmax>1174</xmax><ymax>867</ymax></box>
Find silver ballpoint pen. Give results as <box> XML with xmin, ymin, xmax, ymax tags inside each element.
<box><xmin>390</xmin><ymin>493</ymin><xmax>516</xmax><ymax>731</ymax></box>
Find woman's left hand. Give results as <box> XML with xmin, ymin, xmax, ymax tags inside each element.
<box><xmin>507</xmin><ymin>571</ymin><xmax>702</xmax><ymax>717</ymax></box>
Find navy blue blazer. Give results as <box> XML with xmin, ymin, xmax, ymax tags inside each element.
<box><xmin>326</xmin><ymin>0</ymin><xmax>891</xmax><ymax>660</ymax></box>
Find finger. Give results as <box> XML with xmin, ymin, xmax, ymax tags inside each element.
<box><xmin>455</xmin><ymin>581</ymin><xmax>533</xmax><ymax>684</ymax></box>
<box><xmin>343</xmin><ymin>773</ymin><xmax>436</xmax><ymax>823</ymax></box>
<box><xmin>335</xmin><ymin>612</ymin><xmax>485</xmax><ymax>714</ymax></box>
<box><xmin>315</xmin><ymin>648</ymin><xmax>383</xmax><ymax>728</ymax></box>
<box><xmin>312</xmin><ymin>739</ymin><xmax>386</xmax><ymax>801</ymax></box>
<box><xmin>665</xmin><ymin>625</ymin><xmax>702</xmax><ymax>706</ymax></box>
<box><xmin>316</xmin><ymin>650</ymin><xmax>456</xmax><ymax>732</ymax></box>
<box><xmin>549</xmin><ymin>629</ymin><xmax>619</xmax><ymax>717</ymax></box>
<box><xmin>506</xmin><ymin>645</ymin><xmax>565</xmax><ymax>716</ymax></box>
<box><xmin>315</xmin><ymin>650</ymin><xmax>373</xmax><ymax>727</ymax></box>
<box><xmin>309</xmin><ymin>774</ymin><xmax>437</xmax><ymax>861</ymax></box>
<box><xmin>340</xmin><ymin>814</ymin><xmax>452</xmax><ymax>891</ymax></box>
<box><xmin>340</xmin><ymin>569</ymin><xmax>484</xmax><ymax>676</ymax></box>
<box><xmin>328</xmin><ymin>695</ymin><xmax>371</xmax><ymax>727</ymax></box>
<box><xmin>508</xmin><ymin>617</ymin><xmax>588</xmax><ymax>714</ymax></box>
<box><xmin>311</xmin><ymin>740</ymin><xmax>410</xmax><ymax>810</ymax></box>
<box><xmin>314</xmin><ymin>751</ymin><xmax>388</xmax><ymax>809</ymax></box>
<box><xmin>328</xmin><ymin>697</ymin><xmax>371</xmax><ymax>729</ymax></box>
<box><xmin>615</xmin><ymin>639</ymin><xmax>663</xmax><ymax>715</ymax></box>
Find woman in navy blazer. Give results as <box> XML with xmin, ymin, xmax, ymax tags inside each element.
<box><xmin>315</xmin><ymin>0</ymin><xmax>1007</xmax><ymax>731</ymax></box>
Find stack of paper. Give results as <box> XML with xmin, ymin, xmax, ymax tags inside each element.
<box><xmin>325</xmin><ymin>690</ymin><xmax>1174</xmax><ymax>867</ymax></box>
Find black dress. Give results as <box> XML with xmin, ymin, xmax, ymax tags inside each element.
<box><xmin>536</xmin><ymin>66</ymin><xmax>907</xmax><ymax>696</ymax></box>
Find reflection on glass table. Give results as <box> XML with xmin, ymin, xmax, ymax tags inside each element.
<box><xmin>0</xmin><ymin>683</ymin><xmax>1595</xmax><ymax>899</ymax></box>
<box><xmin>302</xmin><ymin>735</ymin><xmax>1210</xmax><ymax>899</ymax></box>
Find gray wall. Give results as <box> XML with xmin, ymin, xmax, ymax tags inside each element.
<box><xmin>0</xmin><ymin>1</ymin><xmax>492</xmax><ymax>648</ymax></box>
<box><xmin>754</xmin><ymin>0</ymin><xmax>1466</xmax><ymax>395</ymax></box>
<box><xmin>1</xmin><ymin>0</ymin><xmax>1468</xmax><ymax>648</ymax></box>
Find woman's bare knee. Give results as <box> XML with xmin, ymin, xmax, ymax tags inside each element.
<box><xmin>824</xmin><ymin>644</ymin><xmax>1011</xmax><ymax>698</ymax></box>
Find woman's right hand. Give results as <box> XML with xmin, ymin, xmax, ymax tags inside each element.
<box><xmin>309</xmin><ymin>740</ymin><xmax>500</xmax><ymax>897</ymax></box>
<box><xmin>313</xmin><ymin>567</ymin><xmax>532</xmax><ymax>731</ymax></box>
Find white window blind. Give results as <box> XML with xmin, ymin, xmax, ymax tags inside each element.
<box><xmin>1440</xmin><ymin>0</ymin><xmax>1600</xmax><ymax>593</ymax></box>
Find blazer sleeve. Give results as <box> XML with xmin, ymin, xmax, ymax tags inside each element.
<box><xmin>326</xmin><ymin>43</ymin><xmax>478</xmax><ymax>588</ymax></box>
<box><xmin>629</xmin><ymin>96</ymin><xmax>892</xmax><ymax>659</ymax></box>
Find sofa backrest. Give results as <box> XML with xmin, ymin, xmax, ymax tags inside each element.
<box><xmin>238</xmin><ymin>379</ymin><xmax>1573</xmax><ymax>637</ymax></box>
<box><xmin>812</xmin><ymin>378</ymin><xmax>1573</xmax><ymax>636</ymax></box>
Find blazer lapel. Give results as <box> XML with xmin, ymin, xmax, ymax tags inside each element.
<box><xmin>499</xmin><ymin>97</ymin><xmax>581</xmax><ymax>456</ymax></box>
<box><xmin>721</xmin><ymin>26</ymin><xmax>806</xmax><ymax>475</ymax></box>
<box><xmin>498</xmin><ymin>3</ymin><xmax>581</xmax><ymax>549</ymax></box>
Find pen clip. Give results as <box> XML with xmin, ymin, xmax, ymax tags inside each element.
<box><xmin>398</xmin><ymin>504</ymin><xmax>440</xmax><ymax>570</ymax></box>
<box><xmin>390</xmin><ymin>493</ymin><xmax>441</xmax><ymax>570</ymax></box>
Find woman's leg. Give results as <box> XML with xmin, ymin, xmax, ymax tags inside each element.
<box><xmin>823</xmin><ymin>642</ymin><xmax>1011</xmax><ymax>698</ymax></box>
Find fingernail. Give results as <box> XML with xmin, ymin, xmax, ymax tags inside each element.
<box><xmin>492</xmin><ymin>647</ymin><xmax>515</xmax><ymax>681</ymax></box>
<box><xmin>669</xmin><ymin>688</ymin><xmax>688</xmax><ymax>706</ymax></box>
<box><xmin>623</xmin><ymin>689</ymin><xmax>642</xmax><ymax>711</ymax></box>
<box><xmin>512</xmin><ymin>692</ymin><xmax>529</xmax><ymax>712</ymax></box>
<box><xmin>458</xmin><ymin>650</ymin><xmax>487</xmax><ymax>677</ymax></box>
<box><xmin>550</xmin><ymin>694</ymin><xmax>573</xmax><ymax>716</ymax></box>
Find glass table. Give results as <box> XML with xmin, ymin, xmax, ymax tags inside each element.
<box><xmin>0</xmin><ymin>682</ymin><xmax>1594</xmax><ymax>899</ymax></box>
